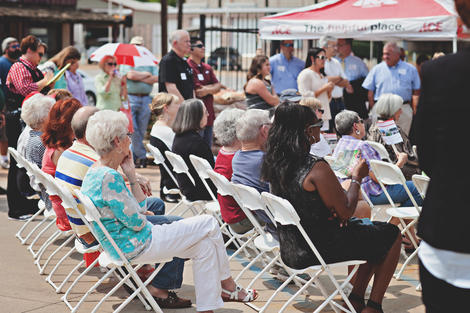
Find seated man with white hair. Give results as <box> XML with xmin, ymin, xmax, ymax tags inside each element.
<box><xmin>231</xmin><ymin>109</ymin><xmax>277</xmax><ymax>237</ymax></box>
<box><xmin>81</xmin><ymin>110</ymin><xmax>257</xmax><ymax>312</ymax></box>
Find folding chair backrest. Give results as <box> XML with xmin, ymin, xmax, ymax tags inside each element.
<box><xmin>28</xmin><ymin>162</ymin><xmax>60</xmax><ymax>197</ymax></box>
<box><xmin>146</xmin><ymin>143</ymin><xmax>179</xmax><ymax>187</ymax></box>
<box><xmin>206</xmin><ymin>169</ymin><xmax>234</xmax><ymax>197</ymax></box>
<box><xmin>189</xmin><ymin>154</ymin><xmax>217</xmax><ymax>201</ymax></box>
<box><xmin>366</xmin><ymin>140</ymin><xmax>392</xmax><ymax>163</ymax></box>
<box><xmin>260</xmin><ymin>192</ymin><xmax>329</xmax><ymax>268</ymax></box>
<box><xmin>369</xmin><ymin>159</ymin><xmax>420</xmax><ymax>209</ymax></box>
<box><xmin>164</xmin><ymin>151</ymin><xmax>196</xmax><ymax>186</ymax></box>
<box><xmin>412</xmin><ymin>174</ymin><xmax>429</xmax><ymax>199</ymax></box>
<box><xmin>231</xmin><ymin>183</ymin><xmax>276</xmax><ymax>226</ymax></box>
<box><xmin>73</xmin><ymin>189</ymin><xmax>127</xmax><ymax>264</ymax></box>
<box><xmin>8</xmin><ymin>147</ymin><xmax>25</xmax><ymax>168</ymax></box>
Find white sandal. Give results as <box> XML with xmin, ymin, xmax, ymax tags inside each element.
<box><xmin>221</xmin><ymin>285</ymin><xmax>258</xmax><ymax>302</ymax></box>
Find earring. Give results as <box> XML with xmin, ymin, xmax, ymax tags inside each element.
<box><xmin>355</xmin><ymin>129</ymin><xmax>360</xmax><ymax>135</ymax></box>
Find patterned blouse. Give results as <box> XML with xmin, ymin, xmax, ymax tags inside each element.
<box><xmin>81</xmin><ymin>166</ymin><xmax>151</xmax><ymax>261</ymax></box>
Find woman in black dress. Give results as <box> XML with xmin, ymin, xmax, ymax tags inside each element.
<box><xmin>261</xmin><ymin>103</ymin><xmax>401</xmax><ymax>313</ymax></box>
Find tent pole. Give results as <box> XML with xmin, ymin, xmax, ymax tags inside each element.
<box><xmin>453</xmin><ymin>35</ymin><xmax>457</xmax><ymax>53</ymax></box>
<box><xmin>370</xmin><ymin>40</ymin><xmax>373</xmax><ymax>60</ymax></box>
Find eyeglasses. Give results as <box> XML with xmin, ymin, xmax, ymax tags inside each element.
<box><xmin>317</xmin><ymin>109</ymin><xmax>324</xmax><ymax>114</ymax></box>
<box><xmin>282</xmin><ymin>43</ymin><xmax>294</xmax><ymax>48</ymax></box>
<box><xmin>9</xmin><ymin>44</ymin><xmax>19</xmax><ymax>49</ymax></box>
<box><xmin>316</xmin><ymin>55</ymin><xmax>326</xmax><ymax>60</ymax></box>
<box><xmin>307</xmin><ymin>120</ymin><xmax>324</xmax><ymax>129</ymax></box>
<box><xmin>357</xmin><ymin>119</ymin><xmax>364</xmax><ymax>124</ymax></box>
<box><xmin>107</xmin><ymin>62</ymin><xmax>117</xmax><ymax>67</ymax></box>
<box><xmin>191</xmin><ymin>44</ymin><xmax>204</xmax><ymax>49</ymax></box>
<box><xmin>38</xmin><ymin>52</ymin><xmax>44</xmax><ymax>58</ymax></box>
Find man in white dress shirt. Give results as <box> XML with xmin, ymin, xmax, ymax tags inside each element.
<box><xmin>319</xmin><ymin>36</ymin><xmax>351</xmax><ymax>131</ymax></box>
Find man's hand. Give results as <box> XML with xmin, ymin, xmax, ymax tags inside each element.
<box><xmin>143</xmin><ymin>211</ymin><xmax>155</xmax><ymax>216</ymax></box>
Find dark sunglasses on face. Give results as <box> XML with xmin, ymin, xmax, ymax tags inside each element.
<box><xmin>191</xmin><ymin>44</ymin><xmax>204</xmax><ymax>49</ymax></box>
<box><xmin>316</xmin><ymin>55</ymin><xmax>326</xmax><ymax>60</ymax></box>
<box><xmin>10</xmin><ymin>44</ymin><xmax>20</xmax><ymax>49</ymax></box>
<box><xmin>283</xmin><ymin>43</ymin><xmax>294</xmax><ymax>47</ymax></box>
<box><xmin>107</xmin><ymin>62</ymin><xmax>117</xmax><ymax>66</ymax></box>
<box><xmin>308</xmin><ymin>120</ymin><xmax>324</xmax><ymax>129</ymax></box>
<box><xmin>317</xmin><ymin>109</ymin><xmax>324</xmax><ymax>114</ymax></box>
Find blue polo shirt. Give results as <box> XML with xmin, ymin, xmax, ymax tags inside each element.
<box><xmin>0</xmin><ymin>56</ymin><xmax>13</xmax><ymax>95</ymax></box>
<box><xmin>362</xmin><ymin>60</ymin><xmax>420</xmax><ymax>102</ymax></box>
<box><xmin>269</xmin><ymin>53</ymin><xmax>305</xmax><ymax>94</ymax></box>
<box><xmin>335</xmin><ymin>54</ymin><xmax>369</xmax><ymax>82</ymax></box>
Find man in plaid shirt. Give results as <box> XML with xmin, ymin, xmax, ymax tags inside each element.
<box><xmin>5</xmin><ymin>35</ymin><xmax>52</xmax><ymax>220</ymax></box>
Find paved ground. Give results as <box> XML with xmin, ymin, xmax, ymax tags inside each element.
<box><xmin>0</xmin><ymin>163</ymin><xmax>425</xmax><ymax>313</ymax></box>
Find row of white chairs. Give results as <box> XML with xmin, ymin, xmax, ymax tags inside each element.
<box><xmin>146</xmin><ymin>143</ymin><xmax>368</xmax><ymax>313</ymax></box>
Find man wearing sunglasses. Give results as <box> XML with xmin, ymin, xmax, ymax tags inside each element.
<box><xmin>187</xmin><ymin>37</ymin><xmax>225</xmax><ymax>147</ymax></box>
<box><xmin>5</xmin><ymin>35</ymin><xmax>53</xmax><ymax>221</ymax></box>
<box><xmin>269</xmin><ymin>40</ymin><xmax>305</xmax><ymax>94</ymax></box>
<box><xmin>120</xmin><ymin>36</ymin><xmax>159</xmax><ymax>168</ymax></box>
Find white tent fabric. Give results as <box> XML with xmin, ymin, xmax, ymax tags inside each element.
<box><xmin>259</xmin><ymin>0</ymin><xmax>458</xmax><ymax>41</ymax></box>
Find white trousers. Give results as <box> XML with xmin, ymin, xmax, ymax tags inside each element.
<box><xmin>134</xmin><ymin>214</ymin><xmax>231</xmax><ymax>311</ymax></box>
<box><xmin>397</xmin><ymin>103</ymin><xmax>413</xmax><ymax>136</ymax></box>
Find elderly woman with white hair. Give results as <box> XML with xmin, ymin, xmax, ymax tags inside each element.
<box><xmin>171</xmin><ymin>98</ymin><xmax>217</xmax><ymax>201</ymax></box>
<box><xmin>213</xmin><ymin>108</ymin><xmax>246</xmax><ymax>231</ymax></box>
<box><xmin>367</xmin><ymin>93</ymin><xmax>420</xmax><ymax>180</ymax></box>
<box><xmin>16</xmin><ymin>93</ymin><xmax>55</xmax><ymax>206</ymax></box>
<box><xmin>81</xmin><ymin>110</ymin><xmax>257</xmax><ymax>313</ymax></box>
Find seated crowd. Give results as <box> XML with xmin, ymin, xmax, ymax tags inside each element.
<box><xmin>8</xmin><ymin>37</ymin><xmax>428</xmax><ymax>313</ymax></box>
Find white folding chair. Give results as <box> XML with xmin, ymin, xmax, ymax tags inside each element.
<box><xmin>163</xmin><ymin>150</ymin><xmax>206</xmax><ymax>217</ymax></box>
<box><xmin>261</xmin><ymin>192</ymin><xmax>366</xmax><ymax>313</ymax></box>
<box><xmin>74</xmin><ymin>189</ymin><xmax>172</xmax><ymax>313</ymax></box>
<box><xmin>412</xmin><ymin>174</ymin><xmax>429</xmax><ymax>199</ymax></box>
<box><xmin>7</xmin><ymin>147</ymin><xmax>51</xmax><ymax>244</ymax></box>
<box><xmin>369</xmin><ymin>160</ymin><xmax>422</xmax><ymax>280</ymax></box>
<box><xmin>146</xmin><ymin>143</ymin><xmax>182</xmax><ymax>199</ymax></box>
<box><xmin>365</xmin><ymin>140</ymin><xmax>393</xmax><ymax>163</ymax></box>
<box><xmin>206</xmin><ymin>170</ymin><xmax>259</xmax><ymax>259</ymax></box>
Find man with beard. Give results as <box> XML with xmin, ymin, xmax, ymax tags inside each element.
<box><xmin>0</xmin><ymin>37</ymin><xmax>21</xmax><ymax>170</ymax></box>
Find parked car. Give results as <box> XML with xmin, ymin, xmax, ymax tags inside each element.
<box><xmin>207</xmin><ymin>47</ymin><xmax>242</xmax><ymax>71</ymax></box>
<box><xmin>77</xmin><ymin>69</ymin><xmax>97</xmax><ymax>106</ymax></box>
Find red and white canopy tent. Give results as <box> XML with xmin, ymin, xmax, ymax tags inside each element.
<box><xmin>259</xmin><ymin>0</ymin><xmax>464</xmax><ymax>52</ymax></box>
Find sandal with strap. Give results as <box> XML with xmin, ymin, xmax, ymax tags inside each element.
<box><xmin>221</xmin><ymin>285</ymin><xmax>258</xmax><ymax>302</ymax></box>
<box><xmin>366</xmin><ymin>299</ymin><xmax>384</xmax><ymax>313</ymax></box>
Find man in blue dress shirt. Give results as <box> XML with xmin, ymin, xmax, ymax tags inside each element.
<box><xmin>336</xmin><ymin>38</ymin><xmax>370</xmax><ymax>119</ymax></box>
<box><xmin>363</xmin><ymin>41</ymin><xmax>420</xmax><ymax>135</ymax></box>
<box><xmin>269</xmin><ymin>40</ymin><xmax>305</xmax><ymax>94</ymax></box>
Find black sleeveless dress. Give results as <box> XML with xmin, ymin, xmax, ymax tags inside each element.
<box><xmin>274</xmin><ymin>155</ymin><xmax>399</xmax><ymax>270</ymax></box>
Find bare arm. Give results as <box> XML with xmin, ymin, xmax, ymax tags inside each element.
<box><xmin>245</xmin><ymin>79</ymin><xmax>279</xmax><ymax>107</ymax></box>
<box><xmin>368</xmin><ymin>90</ymin><xmax>375</xmax><ymax>111</ymax></box>
<box><xmin>126</xmin><ymin>70</ymin><xmax>152</xmax><ymax>81</ymax></box>
<box><xmin>165</xmin><ymin>82</ymin><xmax>184</xmax><ymax>103</ymax></box>
<box><xmin>141</xmin><ymin>75</ymin><xmax>158</xmax><ymax>85</ymax></box>
<box><xmin>412</xmin><ymin>90</ymin><xmax>420</xmax><ymax>114</ymax></box>
<box><xmin>195</xmin><ymin>82</ymin><xmax>224</xmax><ymax>98</ymax></box>
<box><xmin>314</xmin><ymin>81</ymin><xmax>335</xmax><ymax>98</ymax></box>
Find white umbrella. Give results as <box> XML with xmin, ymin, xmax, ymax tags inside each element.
<box><xmin>89</xmin><ymin>43</ymin><xmax>158</xmax><ymax>67</ymax></box>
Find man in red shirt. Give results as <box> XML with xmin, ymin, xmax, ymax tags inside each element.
<box><xmin>187</xmin><ymin>37</ymin><xmax>225</xmax><ymax>147</ymax></box>
<box><xmin>5</xmin><ymin>35</ymin><xmax>52</xmax><ymax>220</ymax></box>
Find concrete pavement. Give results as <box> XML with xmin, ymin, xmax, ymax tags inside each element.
<box><xmin>0</xmin><ymin>164</ymin><xmax>425</xmax><ymax>313</ymax></box>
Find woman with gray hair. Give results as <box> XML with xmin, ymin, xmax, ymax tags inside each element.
<box><xmin>368</xmin><ymin>93</ymin><xmax>420</xmax><ymax>180</ymax></box>
<box><xmin>213</xmin><ymin>108</ymin><xmax>246</xmax><ymax>230</ymax></box>
<box><xmin>81</xmin><ymin>110</ymin><xmax>257</xmax><ymax>313</ymax></box>
<box><xmin>172</xmin><ymin>98</ymin><xmax>217</xmax><ymax>201</ymax></box>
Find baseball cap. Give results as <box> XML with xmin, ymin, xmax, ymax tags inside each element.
<box><xmin>130</xmin><ymin>36</ymin><xmax>144</xmax><ymax>45</ymax></box>
<box><xmin>2</xmin><ymin>37</ymin><xmax>18</xmax><ymax>53</ymax></box>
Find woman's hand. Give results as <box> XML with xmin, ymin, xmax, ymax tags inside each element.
<box><xmin>396</xmin><ymin>152</ymin><xmax>408</xmax><ymax>168</ymax></box>
<box><xmin>351</xmin><ymin>157</ymin><xmax>369</xmax><ymax>181</ymax></box>
<box><xmin>120</xmin><ymin>150</ymin><xmax>137</xmax><ymax>182</ymax></box>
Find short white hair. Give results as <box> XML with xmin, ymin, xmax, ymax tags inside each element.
<box><xmin>384</xmin><ymin>41</ymin><xmax>401</xmax><ymax>54</ymax></box>
<box><xmin>236</xmin><ymin>109</ymin><xmax>270</xmax><ymax>142</ymax></box>
<box><xmin>213</xmin><ymin>108</ymin><xmax>245</xmax><ymax>146</ymax></box>
<box><xmin>319</xmin><ymin>35</ymin><xmax>336</xmax><ymax>48</ymax></box>
<box><xmin>169</xmin><ymin>29</ymin><xmax>188</xmax><ymax>45</ymax></box>
<box><xmin>21</xmin><ymin>94</ymin><xmax>55</xmax><ymax>129</ymax></box>
<box><xmin>374</xmin><ymin>93</ymin><xmax>403</xmax><ymax>119</ymax></box>
<box><xmin>85</xmin><ymin>110</ymin><xmax>129</xmax><ymax>156</ymax></box>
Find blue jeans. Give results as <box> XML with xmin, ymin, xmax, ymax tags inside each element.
<box><xmin>145</xmin><ymin>197</ymin><xmax>185</xmax><ymax>289</ymax></box>
<box><xmin>199</xmin><ymin>125</ymin><xmax>213</xmax><ymax>148</ymax></box>
<box><xmin>129</xmin><ymin>94</ymin><xmax>151</xmax><ymax>160</ymax></box>
<box><xmin>369</xmin><ymin>182</ymin><xmax>423</xmax><ymax>207</ymax></box>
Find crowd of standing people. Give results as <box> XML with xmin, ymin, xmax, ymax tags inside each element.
<box><xmin>1</xmin><ymin>1</ymin><xmax>469</xmax><ymax>310</ymax></box>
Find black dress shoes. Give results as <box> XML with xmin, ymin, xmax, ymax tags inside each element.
<box><xmin>161</xmin><ymin>193</ymin><xmax>181</xmax><ymax>203</ymax></box>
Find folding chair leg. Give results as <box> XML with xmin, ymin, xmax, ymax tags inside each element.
<box><xmin>245</xmin><ymin>253</ymin><xmax>280</xmax><ymax>289</ymax></box>
<box><xmin>234</xmin><ymin>251</ymin><xmax>268</xmax><ymax>283</ymax></box>
<box><xmin>395</xmin><ymin>246</ymin><xmax>420</xmax><ymax>280</ymax></box>
<box><xmin>32</xmin><ymin>229</ymin><xmax>61</xmax><ymax>264</ymax></box>
<box><xmin>228</xmin><ymin>235</ymin><xmax>257</xmax><ymax>261</ymax></box>
<box><xmin>15</xmin><ymin>204</ymin><xmax>46</xmax><ymax>243</ymax></box>
<box><xmin>38</xmin><ymin>233</ymin><xmax>75</xmax><ymax>275</ymax></box>
<box><xmin>28</xmin><ymin>219</ymin><xmax>57</xmax><ymax>257</ymax></box>
<box><xmin>19</xmin><ymin>214</ymin><xmax>50</xmax><ymax>245</ymax></box>
<box><xmin>45</xmin><ymin>245</ymin><xmax>78</xmax><ymax>292</ymax></box>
